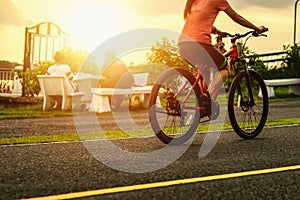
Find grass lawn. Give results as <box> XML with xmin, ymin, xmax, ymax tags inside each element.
<box><xmin>1</xmin><ymin>86</ymin><xmax>298</xmax><ymax>120</ymax></box>
<box><xmin>0</xmin><ymin>118</ymin><xmax>299</xmax><ymax>145</ymax></box>
<box><xmin>0</xmin><ymin>104</ymin><xmax>84</xmax><ymax>119</ymax></box>
<box><xmin>0</xmin><ymin>87</ymin><xmax>299</xmax><ymax>145</ymax></box>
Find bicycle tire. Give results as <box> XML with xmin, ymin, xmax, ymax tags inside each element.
<box><xmin>228</xmin><ymin>69</ymin><xmax>269</xmax><ymax>139</ymax></box>
<box><xmin>149</xmin><ymin>67</ymin><xmax>201</xmax><ymax>144</ymax></box>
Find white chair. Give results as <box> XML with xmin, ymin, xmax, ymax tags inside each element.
<box><xmin>130</xmin><ymin>73</ymin><xmax>150</xmax><ymax>108</ymax></box>
<box><xmin>37</xmin><ymin>75</ymin><xmax>85</xmax><ymax>110</ymax></box>
<box><xmin>133</xmin><ymin>73</ymin><xmax>149</xmax><ymax>86</ymax></box>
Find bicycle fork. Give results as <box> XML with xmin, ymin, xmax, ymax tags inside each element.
<box><xmin>236</xmin><ymin>70</ymin><xmax>255</xmax><ymax>109</ymax></box>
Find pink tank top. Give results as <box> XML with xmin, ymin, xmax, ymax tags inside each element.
<box><xmin>180</xmin><ymin>0</ymin><xmax>230</xmax><ymax>44</ymax></box>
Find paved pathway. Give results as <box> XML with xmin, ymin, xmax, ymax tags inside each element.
<box><xmin>1</xmin><ymin>125</ymin><xmax>300</xmax><ymax>199</ymax></box>
<box><xmin>0</xmin><ymin>99</ymin><xmax>299</xmax><ymax>199</ymax></box>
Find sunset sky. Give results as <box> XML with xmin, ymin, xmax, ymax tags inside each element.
<box><xmin>0</xmin><ymin>0</ymin><xmax>298</xmax><ymax>64</ymax></box>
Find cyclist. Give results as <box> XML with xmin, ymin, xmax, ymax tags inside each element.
<box><xmin>178</xmin><ymin>0</ymin><xmax>266</xmax><ymax>111</ymax></box>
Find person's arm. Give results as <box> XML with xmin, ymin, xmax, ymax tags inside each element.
<box><xmin>224</xmin><ymin>6</ymin><xmax>264</xmax><ymax>33</ymax></box>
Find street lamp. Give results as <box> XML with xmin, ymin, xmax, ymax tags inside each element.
<box><xmin>294</xmin><ymin>0</ymin><xmax>299</xmax><ymax>45</ymax></box>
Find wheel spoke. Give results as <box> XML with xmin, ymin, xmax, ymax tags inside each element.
<box><xmin>228</xmin><ymin>70</ymin><xmax>268</xmax><ymax>139</ymax></box>
<box><xmin>149</xmin><ymin>68</ymin><xmax>201</xmax><ymax>144</ymax></box>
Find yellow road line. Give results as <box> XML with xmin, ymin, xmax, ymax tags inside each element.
<box><xmin>24</xmin><ymin>165</ymin><xmax>300</xmax><ymax>200</ymax></box>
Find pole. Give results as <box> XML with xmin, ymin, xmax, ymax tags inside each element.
<box><xmin>294</xmin><ymin>0</ymin><xmax>299</xmax><ymax>45</ymax></box>
<box><xmin>22</xmin><ymin>28</ymin><xmax>29</xmax><ymax>97</ymax></box>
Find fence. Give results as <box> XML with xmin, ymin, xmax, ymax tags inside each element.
<box><xmin>253</xmin><ymin>51</ymin><xmax>287</xmax><ymax>68</ymax></box>
<box><xmin>0</xmin><ymin>70</ymin><xmax>13</xmax><ymax>93</ymax></box>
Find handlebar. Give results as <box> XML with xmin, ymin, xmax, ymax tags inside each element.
<box><xmin>218</xmin><ymin>28</ymin><xmax>268</xmax><ymax>42</ymax></box>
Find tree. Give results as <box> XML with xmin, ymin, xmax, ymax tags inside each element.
<box><xmin>0</xmin><ymin>60</ymin><xmax>21</xmax><ymax>70</ymax></box>
<box><xmin>146</xmin><ymin>37</ymin><xmax>192</xmax><ymax>72</ymax></box>
<box><xmin>61</xmin><ymin>47</ymin><xmax>100</xmax><ymax>75</ymax></box>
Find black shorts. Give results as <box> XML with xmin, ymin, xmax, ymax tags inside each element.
<box><xmin>179</xmin><ymin>42</ymin><xmax>227</xmax><ymax>70</ymax></box>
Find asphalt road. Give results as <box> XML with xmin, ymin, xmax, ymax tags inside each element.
<box><xmin>0</xmin><ymin>99</ymin><xmax>300</xmax><ymax>199</ymax></box>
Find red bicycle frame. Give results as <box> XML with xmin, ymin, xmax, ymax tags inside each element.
<box><xmin>175</xmin><ymin>37</ymin><xmax>242</xmax><ymax>109</ymax></box>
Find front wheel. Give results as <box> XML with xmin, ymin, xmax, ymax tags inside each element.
<box><xmin>149</xmin><ymin>67</ymin><xmax>201</xmax><ymax>144</ymax></box>
<box><xmin>228</xmin><ymin>69</ymin><xmax>269</xmax><ymax>139</ymax></box>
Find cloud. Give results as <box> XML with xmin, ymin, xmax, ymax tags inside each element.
<box><xmin>140</xmin><ymin>0</ymin><xmax>186</xmax><ymax>15</ymax></box>
<box><xmin>113</xmin><ymin>0</ymin><xmax>186</xmax><ymax>16</ymax></box>
<box><xmin>0</xmin><ymin>0</ymin><xmax>24</xmax><ymax>27</ymax></box>
<box><xmin>230</xmin><ymin>0</ymin><xmax>294</xmax><ymax>10</ymax></box>
<box><xmin>110</xmin><ymin>0</ymin><xmax>294</xmax><ymax>17</ymax></box>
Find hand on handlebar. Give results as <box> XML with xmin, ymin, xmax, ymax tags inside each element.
<box><xmin>252</xmin><ymin>26</ymin><xmax>268</xmax><ymax>37</ymax></box>
<box><xmin>256</xmin><ymin>26</ymin><xmax>268</xmax><ymax>34</ymax></box>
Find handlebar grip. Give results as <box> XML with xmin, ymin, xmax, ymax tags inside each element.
<box><xmin>262</xmin><ymin>27</ymin><xmax>269</xmax><ymax>33</ymax></box>
<box><xmin>252</xmin><ymin>28</ymin><xmax>268</xmax><ymax>37</ymax></box>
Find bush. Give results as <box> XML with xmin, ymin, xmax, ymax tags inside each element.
<box><xmin>13</xmin><ymin>61</ymin><xmax>50</xmax><ymax>97</ymax></box>
<box><xmin>241</xmin><ymin>43</ymin><xmax>300</xmax><ymax>80</ymax></box>
<box><xmin>282</xmin><ymin>44</ymin><xmax>300</xmax><ymax>78</ymax></box>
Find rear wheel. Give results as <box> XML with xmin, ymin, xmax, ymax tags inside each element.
<box><xmin>149</xmin><ymin>67</ymin><xmax>201</xmax><ymax>144</ymax></box>
<box><xmin>228</xmin><ymin>69</ymin><xmax>269</xmax><ymax>139</ymax></box>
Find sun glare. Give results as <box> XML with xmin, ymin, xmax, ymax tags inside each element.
<box><xmin>63</xmin><ymin>2</ymin><xmax>128</xmax><ymax>51</ymax></box>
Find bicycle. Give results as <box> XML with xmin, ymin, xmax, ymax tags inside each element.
<box><xmin>149</xmin><ymin>30</ymin><xmax>269</xmax><ymax>144</ymax></box>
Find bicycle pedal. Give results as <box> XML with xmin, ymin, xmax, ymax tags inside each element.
<box><xmin>200</xmin><ymin>110</ymin><xmax>208</xmax><ymax>119</ymax></box>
